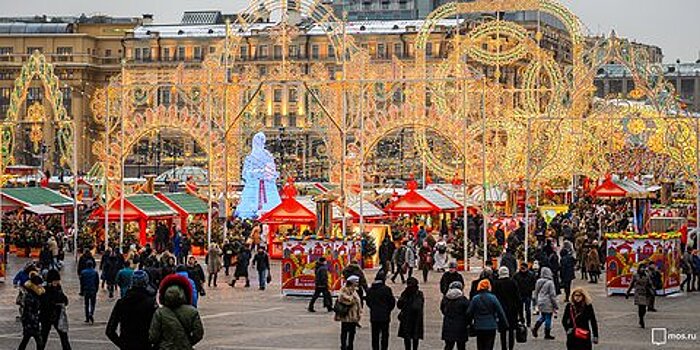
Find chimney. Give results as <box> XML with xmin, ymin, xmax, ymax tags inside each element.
<box><xmin>142</xmin><ymin>14</ymin><xmax>153</xmax><ymax>25</ymax></box>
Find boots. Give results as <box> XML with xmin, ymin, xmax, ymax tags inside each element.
<box><xmin>531</xmin><ymin>319</ymin><xmax>543</xmax><ymax>338</ymax></box>
<box><xmin>544</xmin><ymin>328</ymin><xmax>555</xmax><ymax>340</ymax></box>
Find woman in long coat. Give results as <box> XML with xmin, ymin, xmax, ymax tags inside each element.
<box><xmin>562</xmin><ymin>287</ymin><xmax>599</xmax><ymax>350</ymax></box>
<box><xmin>397</xmin><ymin>277</ymin><xmax>424</xmax><ymax>350</ymax></box>
<box><xmin>626</xmin><ymin>264</ymin><xmax>654</xmax><ymax>328</ymax></box>
<box><xmin>206</xmin><ymin>243</ymin><xmax>223</xmax><ymax>287</ymax></box>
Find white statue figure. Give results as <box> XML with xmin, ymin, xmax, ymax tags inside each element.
<box><xmin>235</xmin><ymin>132</ymin><xmax>282</xmax><ymax>218</ymax></box>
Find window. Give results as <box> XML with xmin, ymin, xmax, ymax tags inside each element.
<box><xmin>289</xmin><ymin>45</ymin><xmax>299</xmax><ymax>58</ymax></box>
<box><xmin>273</xmin><ymin>113</ymin><xmax>282</xmax><ymax>127</ymax></box>
<box><xmin>273</xmin><ymin>45</ymin><xmax>282</xmax><ymax>59</ymax></box>
<box><xmin>240</xmin><ymin>46</ymin><xmax>248</xmax><ymax>60</ymax></box>
<box><xmin>0</xmin><ymin>87</ymin><xmax>11</xmax><ymax>116</ymax></box>
<box><xmin>288</xmin><ymin>112</ymin><xmax>297</xmax><ymax>128</ymax></box>
<box><xmin>311</xmin><ymin>45</ymin><xmax>319</xmax><ymax>59</ymax></box>
<box><xmin>56</xmin><ymin>47</ymin><xmax>73</xmax><ymax>56</ymax></box>
<box><xmin>425</xmin><ymin>42</ymin><xmax>433</xmax><ymax>57</ymax></box>
<box><xmin>257</xmin><ymin>45</ymin><xmax>268</xmax><ymax>59</ymax></box>
<box><xmin>0</xmin><ymin>47</ymin><xmax>12</xmax><ymax>62</ymax></box>
<box><xmin>158</xmin><ymin>87</ymin><xmax>172</xmax><ymax>106</ymax></box>
<box><xmin>27</xmin><ymin>87</ymin><xmax>42</xmax><ymax>107</ymax></box>
<box><xmin>142</xmin><ymin>48</ymin><xmax>151</xmax><ymax>61</ymax></box>
<box><xmin>377</xmin><ymin>43</ymin><xmax>386</xmax><ymax>59</ymax></box>
<box><xmin>209</xmin><ymin>46</ymin><xmax>216</xmax><ymax>54</ymax></box>
<box><xmin>289</xmin><ymin>88</ymin><xmax>298</xmax><ymax>102</ymax></box>
<box><xmin>161</xmin><ymin>48</ymin><xmax>170</xmax><ymax>61</ymax></box>
<box><xmin>60</xmin><ymin>87</ymin><xmax>71</xmax><ymax>112</ymax></box>
<box><xmin>399</xmin><ymin>0</ymin><xmax>407</xmax><ymax>10</ymax></box>
<box><xmin>394</xmin><ymin>43</ymin><xmax>403</xmax><ymax>58</ymax></box>
<box><xmin>177</xmin><ymin>46</ymin><xmax>186</xmax><ymax>61</ymax></box>
<box><xmin>26</xmin><ymin>47</ymin><xmax>42</xmax><ymax>55</ymax></box>
<box><xmin>273</xmin><ymin>89</ymin><xmax>283</xmax><ymax>102</ymax></box>
<box><xmin>193</xmin><ymin>46</ymin><xmax>202</xmax><ymax>60</ymax></box>
<box><xmin>328</xmin><ymin>45</ymin><xmax>335</xmax><ymax>59</ymax></box>
<box><xmin>259</xmin><ymin>65</ymin><xmax>267</xmax><ymax>76</ymax></box>
<box><xmin>134</xmin><ymin>48</ymin><xmax>142</xmax><ymax>61</ymax></box>
<box><xmin>105</xmin><ymin>49</ymin><xmax>112</xmax><ymax>57</ymax></box>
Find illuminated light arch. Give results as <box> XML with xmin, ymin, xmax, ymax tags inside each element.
<box><xmin>2</xmin><ymin>52</ymin><xmax>74</xmax><ymax>174</ymax></box>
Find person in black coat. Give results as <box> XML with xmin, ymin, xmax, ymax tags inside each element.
<box><xmin>365</xmin><ymin>271</ymin><xmax>396</xmax><ymax>350</ymax></box>
<box><xmin>440</xmin><ymin>262</ymin><xmax>465</xmax><ymax>296</ymax></box>
<box><xmin>562</xmin><ymin>287</ymin><xmax>599</xmax><ymax>350</ymax></box>
<box><xmin>308</xmin><ymin>257</ymin><xmax>332</xmax><ymax>312</ymax></box>
<box><xmin>513</xmin><ymin>262</ymin><xmax>536</xmax><ymax>327</ymax></box>
<box><xmin>230</xmin><ymin>244</ymin><xmax>252</xmax><ymax>287</ymax></box>
<box><xmin>469</xmin><ymin>268</ymin><xmax>493</xmax><ymax>299</ymax></box>
<box><xmin>560</xmin><ymin>248</ymin><xmax>576</xmax><ymax>302</ymax></box>
<box><xmin>500</xmin><ymin>249</ymin><xmax>517</xmax><ymax>277</ymax></box>
<box><xmin>106</xmin><ymin>270</ymin><xmax>157</xmax><ymax>350</ymax></box>
<box><xmin>77</xmin><ymin>248</ymin><xmax>96</xmax><ymax>277</ymax></box>
<box><xmin>441</xmin><ymin>281</ymin><xmax>470</xmax><ymax>350</ymax></box>
<box><xmin>397</xmin><ymin>277</ymin><xmax>424</xmax><ymax>350</ymax></box>
<box><xmin>492</xmin><ymin>267</ymin><xmax>522</xmax><ymax>350</ymax></box>
<box><xmin>378</xmin><ymin>237</ymin><xmax>394</xmax><ymax>273</ymax></box>
<box><xmin>79</xmin><ymin>260</ymin><xmax>99</xmax><ymax>324</ymax></box>
<box><xmin>41</xmin><ymin>270</ymin><xmax>71</xmax><ymax>350</ymax></box>
<box><xmin>222</xmin><ymin>239</ymin><xmax>235</xmax><ymax>276</ymax></box>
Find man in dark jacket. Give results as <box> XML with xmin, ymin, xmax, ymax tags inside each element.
<box><xmin>492</xmin><ymin>267</ymin><xmax>522</xmax><ymax>350</ymax></box>
<box><xmin>222</xmin><ymin>239</ymin><xmax>235</xmax><ymax>276</ymax></box>
<box><xmin>469</xmin><ymin>267</ymin><xmax>493</xmax><ymax>299</ymax></box>
<box><xmin>365</xmin><ymin>271</ymin><xmax>396</xmax><ymax>350</ymax></box>
<box><xmin>378</xmin><ymin>238</ymin><xmax>394</xmax><ymax>273</ymax></box>
<box><xmin>500</xmin><ymin>248</ymin><xmax>517</xmax><ymax>277</ymax></box>
<box><xmin>40</xmin><ymin>269</ymin><xmax>71</xmax><ymax>349</ymax></box>
<box><xmin>308</xmin><ymin>257</ymin><xmax>332</xmax><ymax>312</ymax></box>
<box><xmin>513</xmin><ymin>262</ymin><xmax>536</xmax><ymax>327</ymax></box>
<box><xmin>252</xmin><ymin>246</ymin><xmax>271</xmax><ymax>290</ymax></box>
<box><xmin>106</xmin><ymin>270</ymin><xmax>157</xmax><ymax>350</ymax></box>
<box><xmin>439</xmin><ymin>262</ymin><xmax>464</xmax><ymax>296</ymax></box>
<box><xmin>79</xmin><ymin>260</ymin><xmax>99</xmax><ymax>324</ymax></box>
<box><xmin>559</xmin><ymin>248</ymin><xmax>576</xmax><ymax>302</ymax></box>
<box><xmin>77</xmin><ymin>248</ymin><xmax>96</xmax><ymax>277</ymax></box>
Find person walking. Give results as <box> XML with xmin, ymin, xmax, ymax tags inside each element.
<box><xmin>175</xmin><ymin>265</ymin><xmax>199</xmax><ymax>307</ymax></box>
<box><xmin>440</xmin><ymin>262</ymin><xmax>464</xmax><ymax>296</ymax></box>
<box><xmin>585</xmin><ymin>243</ymin><xmax>600</xmax><ymax>284</ymax></box>
<box><xmin>418</xmin><ymin>241</ymin><xmax>433</xmax><ymax>283</ymax></box>
<box><xmin>148</xmin><ymin>274</ymin><xmax>204</xmax><ymax>350</ymax></box>
<box><xmin>18</xmin><ymin>272</ymin><xmax>45</xmax><ymax>350</ymax></box>
<box><xmin>205</xmin><ymin>243</ymin><xmax>223</xmax><ymax>288</ymax></box>
<box><xmin>335</xmin><ymin>276</ymin><xmax>362</xmax><ymax>350</ymax></box>
<box><xmin>405</xmin><ymin>241</ymin><xmax>417</xmax><ymax>279</ymax></box>
<box><xmin>13</xmin><ymin>262</ymin><xmax>37</xmax><ymax>321</ymax></box>
<box><xmin>466</xmin><ymin>279</ymin><xmax>508</xmax><ymax>350</ymax></box>
<box><xmin>397</xmin><ymin>277</ymin><xmax>424</xmax><ymax>350</ymax></box>
<box><xmin>492</xmin><ymin>267</ymin><xmax>521</xmax><ymax>350</ymax></box>
<box><xmin>391</xmin><ymin>241</ymin><xmax>408</xmax><ymax>284</ymax></box>
<box><xmin>77</xmin><ymin>248</ymin><xmax>96</xmax><ymax>277</ymax></box>
<box><xmin>365</xmin><ymin>271</ymin><xmax>395</xmax><ymax>350</ymax></box>
<box><xmin>222</xmin><ymin>239</ymin><xmax>235</xmax><ymax>276</ymax></box>
<box><xmin>343</xmin><ymin>260</ymin><xmax>368</xmax><ymax>306</ymax></box>
<box><xmin>513</xmin><ymin>262</ymin><xmax>536</xmax><ymax>327</ymax></box>
<box><xmin>626</xmin><ymin>264</ymin><xmax>654</xmax><ymax>328</ymax></box>
<box><xmin>102</xmin><ymin>249</ymin><xmax>124</xmax><ymax>298</ymax></box>
<box><xmin>79</xmin><ymin>260</ymin><xmax>99</xmax><ymax>324</ymax></box>
<box><xmin>106</xmin><ymin>270</ymin><xmax>157</xmax><ymax>350</ymax></box>
<box><xmin>647</xmin><ymin>264</ymin><xmax>662</xmax><ymax>312</ymax></box>
<box><xmin>680</xmin><ymin>248</ymin><xmax>694</xmax><ymax>292</ymax></box>
<box><xmin>308</xmin><ymin>257</ymin><xmax>332</xmax><ymax>312</ymax></box>
<box><xmin>441</xmin><ymin>281</ymin><xmax>470</xmax><ymax>350</ymax></box>
<box><xmin>560</xmin><ymin>248</ymin><xmax>576</xmax><ymax>302</ymax></box>
<box><xmin>470</xmin><ymin>268</ymin><xmax>493</xmax><ymax>299</ymax></box>
<box><xmin>500</xmin><ymin>249</ymin><xmax>517</xmax><ymax>277</ymax></box>
<box><xmin>186</xmin><ymin>256</ymin><xmax>207</xmax><ymax>297</ymax></box>
<box><xmin>252</xmin><ymin>246</ymin><xmax>271</xmax><ymax>290</ymax></box>
<box><xmin>378</xmin><ymin>237</ymin><xmax>394</xmax><ymax>273</ymax></box>
<box><xmin>562</xmin><ymin>287</ymin><xmax>599</xmax><ymax>350</ymax></box>
<box><xmin>229</xmin><ymin>244</ymin><xmax>251</xmax><ymax>288</ymax></box>
<box><xmin>115</xmin><ymin>260</ymin><xmax>135</xmax><ymax>299</ymax></box>
<box><xmin>532</xmin><ymin>267</ymin><xmax>558</xmax><ymax>340</ymax></box>
<box><xmin>40</xmin><ymin>270</ymin><xmax>71</xmax><ymax>350</ymax></box>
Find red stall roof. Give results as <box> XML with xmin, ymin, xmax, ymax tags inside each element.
<box><xmin>258</xmin><ymin>197</ymin><xmax>317</xmax><ymax>224</ymax></box>
<box><xmin>385</xmin><ymin>189</ymin><xmax>462</xmax><ymax>214</ymax></box>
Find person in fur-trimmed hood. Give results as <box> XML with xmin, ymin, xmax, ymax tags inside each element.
<box><xmin>18</xmin><ymin>272</ymin><xmax>45</xmax><ymax>350</ymax></box>
<box><xmin>149</xmin><ymin>274</ymin><xmax>203</xmax><ymax>350</ymax></box>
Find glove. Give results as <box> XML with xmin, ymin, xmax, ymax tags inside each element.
<box><xmin>592</xmin><ymin>336</ymin><xmax>599</xmax><ymax>344</ymax></box>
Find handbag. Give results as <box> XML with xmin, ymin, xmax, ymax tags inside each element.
<box><xmin>570</xmin><ymin>306</ymin><xmax>590</xmax><ymax>340</ymax></box>
<box><xmin>57</xmin><ymin>305</ymin><xmax>69</xmax><ymax>333</ymax></box>
<box><xmin>515</xmin><ymin>322</ymin><xmax>528</xmax><ymax>343</ymax></box>
<box><xmin>266</xmin><ymin>272</ymin><xmax>272</xmax><ymax>284</ymax></box>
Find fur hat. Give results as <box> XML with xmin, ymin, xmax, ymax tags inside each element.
<box><xmin>158</xmin><ymin>273</ymin><xmax>193</xmax><ymax>306</ymax></box>
<box><xmin>498</xmin><ymin>266</ymin><xmax>510</xmax><ymax>279</ymax></box>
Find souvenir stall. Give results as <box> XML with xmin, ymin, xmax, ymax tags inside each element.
<box><xmin>605</xmin><ymin>232</ymin><xmax>682</xmax><ymax>296</ymax></box>
<box><xmin>0</xmin><ymin>187</ymin><xmax>74</xmax><ymax>228</ymax></box>
<box><xmin>89</xmin><ymin>194</ymin><xmax>178</xmax><ymax>246</ymax></box>
<box><xmin>156</xmin><ymin>192</ymin><xmax>209</xmax><ymax>234</ymax></box>
<box><xmin>591</xmin><ymin>175</ymin><xmax>653</xmax><ymax>233</ymax></box>
<box><xmin>384</xmin><ymin>180</ymin><xmax>463</xmax><ymax>235</ymax></box>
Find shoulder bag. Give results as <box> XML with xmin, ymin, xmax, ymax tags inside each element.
<box><xmin>570</xmin><ymin>306</ymin><xmax>590</xmax><ymax>340</ymax></box>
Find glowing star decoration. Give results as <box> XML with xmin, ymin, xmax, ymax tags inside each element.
<box><xmin>235</xmin><ymin>132</ymin><xmax>282</xmax><ymax>219</ymax></box>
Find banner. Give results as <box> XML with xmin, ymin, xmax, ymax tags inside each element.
<box><xmin>606</xmin><ymin>236</ymin><xmax>681</xmax><ymax>296</ymax></box>
<box><xmin>281</xmin><ymin>239</ymin><xmax>361</xmax><ymax>296</ymax></box>
<box><xmin>539</xmin><ymin>205</ymin><xmax>569</xmax><ymax>226</ymax></box>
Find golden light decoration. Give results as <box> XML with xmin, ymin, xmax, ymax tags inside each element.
<box><xmin>26</xmin><ymin>102</ymin><xmax>45</xmax><ymax>152</ymax></box>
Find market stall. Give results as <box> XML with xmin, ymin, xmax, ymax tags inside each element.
<box><xmin>156</xmin><ymin>192</ymin><xmax>209</xmax><ymax>234</ymax></box>
<box><xmin>605</xmin><ymin>232</ymin><xmax>681</xmax><ymax>296</ymax></box>
<box><xmin>89</xmin><ymin>194</ymin><xmax>178</xmax><ymax>246</ymax></box>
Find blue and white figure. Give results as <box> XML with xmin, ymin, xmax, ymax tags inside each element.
<box><xmin>235</xmin><ymin>132</ymin><xmax>282</xmax><ymax>218</ymax></box>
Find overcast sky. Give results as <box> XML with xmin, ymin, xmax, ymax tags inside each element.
<box><xmin>0</xmin><ymin>0</ymin><xmax>697</xmax><ymax>63</ymax></box>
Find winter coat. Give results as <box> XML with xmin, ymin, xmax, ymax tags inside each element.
<box><xmin>106</xmin><ymin>286</ymin><xmax>157</xmax><ymax>350</ymax></box>
<box><xmin>418</xmin><ymin>246</ymin><xmax>433</xmax><ymax>270</ymax></box>
<box><xmin>513</xmin><ymin>270</ymin><xmax>536</xmax><ymax>298</ymax></box>
<box><xmin>252</xmin><ymin>252</ymin><xmax>270</xmax><ymax>272</ymax></box>
<box><xmin>115</xmin><ymin>267</ymin><xmax>135</xmax><ymax>298</ymax></box>
<box><xmin>562</xmin><ymin>303</ymin><xmax>599</xmax><ymax>350</ymax></box>
<box><xmin>500</xmin><ymin>251</ymin><xmax>517</xmax><ymax>276</ymax></box>
<box><xmin>39</xmin><ymin>284</ymin><xmax>68</xmax><ymax>324</ymax></box>
<box><xmin>102</xmin><ymin>254</ymin><xmax>124</xmax><ymax>283</ymax></box>
<box><xmin>492</xmin><ymin>277</ymin><xmax>522</xmax><ymax>328</ymax></box>
<box><xmin>365</xmin><ymin>281</ymin><xmax>395</xmax><ymax>323</ymax></box>
<box><xmin>177</xmin><ymin>271</ymin><xmax>199</xmax><ymax>307</ymax></box>
<box><xmin>22</xmin><ymin>281</ymin><xmax>44</xmax><ymax>335</ymax></box>
<box><xmin>560</xmin><ymin>250</ymin><xmax>576</xmax><ymax>283</ymax></box>
<box><xmin>77</xmin><ymin>254</ymin><xmax>96</xmax><ymax>276</ymax></box>
<box><xmin>206</xmin><ymin>246</ymin><xmax>223</xmax><ymax>274</ymax></box>
<box><xmin>586</xmin><ymin>249</ymin><xmax>600</xmax><ymax>273</ymax></box>
<box><xmin>393</xmin><ymin>246</ymin><xmax>407</xmax><ymax>266</ymax></box>
<box><xmin>440</xmin><ymin>288</ymin><xmax>470</xmax><ymax>342</ymax></box>
<box><xmin>378</xmin><ymin>240</ymin><xmax>393</xmax><ymax>264</ymax></box>
<box><xmin>222</xmin><ymin>243</ymin><xmax>235</xmax><ymax>267</ymax></box>
<box><xmin>466</xmin><ymin>290</ymin><xmax>508</xmax><ymax>331</ymax></box>
<box><xmin>342</xmin><ymin>264</ymin><xmax>368</xmax><ymax>290</ymax></box>
<box><xmin>627</xmin><ymin>272</ymin><xmax>654</xmax><ymax>306</ymax></box>
<box><xmin>234</xmin><ymin>248</ymin><xmax>251</xmax><ymax>277</ymax></box>
<box><xmin>80</xmin><ymin>267</ymin><xmax>100</xmax><ymax>295</ymax></box>
<box><xmin>397</xmin><ymin>290</ymin><xmax>424</xmax><ymax>339</ymax></box>
<box><xmin>334</xmin><ymin>285</ymin><xmax>362</xmax><ymax>323</ymax></box>
<box><xmin>534</xmin><ymin>267</ymin><xmax>558</xmax><ymax>313</ymax></box>
<box><xmin>149</xmin><ymin>274</ymin><xmax>204</xmax><ymax>350</ymax></box>
<box><xmin>405</xmin><ymin>246</ymin><xmax>417</xmax><ymax>267</ymax></box>
<box><xmin>314</xmin><ymin>262</ymin><xmax>329</xmax><ymax>288</ymax></box>
<box><xmin>439</xmin><ymin>271</ymin><xmax>465</xmax><ymax>296</ymax></box>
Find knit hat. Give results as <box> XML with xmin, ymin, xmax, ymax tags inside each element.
<box><xmin>498</xmin><ymin>266</ymin><xmax>510</xmax><ymax>279</ymax></box>
<box><xmin>46</xmin><ymin>269</ymin><xmax>61</xmax><ymax>283</ymax></box>
<box><xmin>347</xmin><ymin>275</ymin><xmax>360</xmax><ymax>284</ymax></box>
<box><xmin>131</xmin><ymin>270</ymin><xmax>149</xmax><ymax>288</ymax></box>
<box><xmin>448</xmin><ymin>261</ymin><xmax>458</xmax><ymax>269</ymax></box>
<box><xmin>449</xmin><ymin>281</ymin><xmax>463</xmax><ymax>290</ymax></box>
<box><xmin>477</xmin><ymin>279</ymin><xmax>491</xmax><ymax>291</ymax></box>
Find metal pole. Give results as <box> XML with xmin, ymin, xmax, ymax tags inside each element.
<box><xmin>359</xmin><ymin>82</ymin><xmax>364</xmax><ymax>236</ymax></box>
<box><xmin>696</xmin><ymin>116</ymin><xmax>699</xmax><ymax>249</ymax></box>
<box><xmin>104</xmin><ymin>87</ymin><xmax>110</xmax><ymax>251</ymax></box>
<box><xmin>481</xmin><ymin>80</ymin><xmax>487</xmax><ymax>266</ymax></box>
<box><xmin>525</xmin><ymin>117</ymin><xmax>532</xmax><ymax>263</ymax></box>
<box><xmin>462</xmin><ymin>77</ymin><xmax>469</xmax><ymax>270</ymax></box>
<box><xmin>207</xmin><ymin>71</ymin><xmax>213</xmax><ymax>248</ymax></box>
<box><xmin>119</xmin><ymin>72</ymin><xmax>125</xmax><ymax>250</ymax></box>
<box><xmin>340</xmin><ymin>16</ymin><xmax>347</xmax><ymax>239</ymax></box>
<box><xmin>223</xmin><ymin>20</ymin><xmax>230</xmax><ymax>240</ymax></box>
<box><xmin>72</xmin><ymin>121</ymin><xmax>78</xmax><ymax>257</ymax></box>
